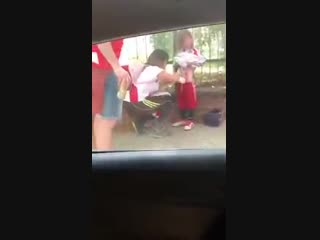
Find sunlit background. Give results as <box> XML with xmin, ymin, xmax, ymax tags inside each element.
<box><xmin>113</xmin><ymin>24</ymin><xmax>226</xmax><ymax>150</ymax></box>
<box><xmin>121</xmin><ymin>24</ymin><xmax>226</xmax><ymax>84</ymax></box>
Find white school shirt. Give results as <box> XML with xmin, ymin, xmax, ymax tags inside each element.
<box><xmin>124</xmin><ymin>64</ymin><xmax>170</xmax><ymax>102</ymax></box>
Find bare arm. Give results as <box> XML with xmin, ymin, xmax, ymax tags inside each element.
<box><xmin>157</xmin><ymin>71</ymin><xmax>185</xmax><ymax>84</ymax></box>
<box><xmin>97</xmin><ymin>42</ymin><xmax>121</xmax><ymax>70</ymax></box>
<box><xmin>97</xmin><ymin>42</ymin><xmax>131</xmax><ymax>93</ymax></box>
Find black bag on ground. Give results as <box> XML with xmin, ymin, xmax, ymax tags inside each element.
<box><xmin>203</xmin><ymin>109</ymin><xmax>223</xmax><ymax>127</ymax></box>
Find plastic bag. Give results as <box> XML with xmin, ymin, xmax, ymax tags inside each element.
<box><xmin>174</xmin><ymin>51</ymin><xmax>206</xmax><ymax>68</ymax></box>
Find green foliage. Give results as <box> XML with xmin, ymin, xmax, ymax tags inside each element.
<box><xmin>150</xmin><ymin>24</ymin><xmax>226</xmax><ymax>61</ymax></box>
<box><xmin>149</xmin><ymin>31</ymin><xmax>174</xmax><ymax>59</ymax></box>
<box><xmin>149</xmin><ymin>24</ymin><xmax>226</xmax><ymax>83</ymax></box>
<box><xmin>192</xmin><ymin>25</ymin><xmax>226</xmax><ymax>59</ymax></box>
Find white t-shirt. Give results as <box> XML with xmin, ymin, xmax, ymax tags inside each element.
<box><xmin>118</xmin><ymin>39</ymin><xmax>129</xmax><ymax>66</ymax></box>
<box><xmin>124</xmin><ymin>64</ymin><xmax>170</xmax><ymax>102</ymax></box>
<box><xmin>135</xmin><ymin>65</ymin><xmax>164</xmax><ymax>101</ymax></box>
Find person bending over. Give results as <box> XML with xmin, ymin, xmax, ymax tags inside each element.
<box><xmin>124</xmin><ymin>49</ymin><xmax>185</xmax><ymax>138</ymax></box>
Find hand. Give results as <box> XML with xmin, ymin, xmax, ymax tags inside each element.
<box><xmin>113</xmin><ymin>66</ymin><xmax>131</xmax><ymax>86</ymax></box>
<box><xmin>178</xmin><ymin>77</ymin><xmax>186</xmax><ymax>84</ymax></box>
<box><xmin>172</xmin><ymin>73</ymin><xmax>185</xmax><ymax>84</ymax></box>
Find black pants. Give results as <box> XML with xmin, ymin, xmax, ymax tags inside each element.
<box><xmin>180</xmin><ymin>109</ymin><xmax>194</xmax><ymax>120</ymax></box>
<box><xmin>123</xmin><ymin>95</ymin><xmax>173</xmax><ymax>133</ymax></box>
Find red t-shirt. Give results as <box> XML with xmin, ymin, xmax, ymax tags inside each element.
<box><xmin>92</xmin><ymin>39</ymin><xmax>124</xmax><ymax>70</ymax></box>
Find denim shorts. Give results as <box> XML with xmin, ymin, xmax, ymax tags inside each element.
<box><xmin>100</xmin><ymin>72</ymin><xmax>123</xmax><ymax>120</ymax></box>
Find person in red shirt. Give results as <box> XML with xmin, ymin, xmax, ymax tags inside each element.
<box><xmin>92</xmin><ymin>40</ymin><xmax>131</xmax><ymax>150</ymax></box>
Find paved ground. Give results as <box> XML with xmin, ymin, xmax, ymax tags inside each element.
<box><xmin>113</xmin><ymin>122</ymin><xmax>226</xmax><ymax>150</ymax></box>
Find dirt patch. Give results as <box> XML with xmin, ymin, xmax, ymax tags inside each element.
<box><xmin>114</xmin><ymin>122</ymin><xmax>226</xmax><ymax>150</ymax></box>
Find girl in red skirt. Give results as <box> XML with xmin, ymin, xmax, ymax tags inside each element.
<box><xmin>173</xmin><ymin>30</ymin><xmax>204</xmax><ymax>131</ymax></box>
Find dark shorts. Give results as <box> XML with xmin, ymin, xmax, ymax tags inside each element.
<box><xmin>124</xmin><ymin>95</ymin><xmax>173</xmax><ymax>134</ymax></box>
<box><xmin>124</xmin><ymin>95</ymin><xmax>172</xmax><ymax>119</ymax></box>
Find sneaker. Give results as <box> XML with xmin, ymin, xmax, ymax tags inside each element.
<box><xmin>172</xmin><ymin>120</ymin><xmax>187</xmax><ymax>127</ymax></box>
<box><xmin>184</xmin><ymin>121</ymin><xmax>194</xmax><ymax>131</ymax></box>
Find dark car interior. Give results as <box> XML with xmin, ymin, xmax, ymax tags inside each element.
<box><xmin>92</xmin><ymin>0</ymin><xmax>226</xmax><ymax>43</ymax></box>
<box><xmin>92</xmin><ymin>0</ymin><xmax>226</xmax><ymax>239</ymax></box>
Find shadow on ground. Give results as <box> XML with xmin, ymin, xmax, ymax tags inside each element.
<box><xmin>113</xmin><ymin>122</ymin><xmax>226</xmax><ymax>150</ymax></box>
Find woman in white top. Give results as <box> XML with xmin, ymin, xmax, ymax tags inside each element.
<box><xmin>124</xmin><ymin>49</ymin><xmax>185</xmax><ymax>136</ymax></box>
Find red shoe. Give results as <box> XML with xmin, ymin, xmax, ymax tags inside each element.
<box><xmin>172</xmin><ymin>120</ymin><xmax>187</xmax><ymax>127</ymax></box>
<box><xmin>172</xmin><ymin>120</ymin><xmax>188</xmax><ymax>127</ymax></box>
<box><xmin>184</xmin><ymin>121</ymin><xmax>194</xmax><ymax>131</ymax></box>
